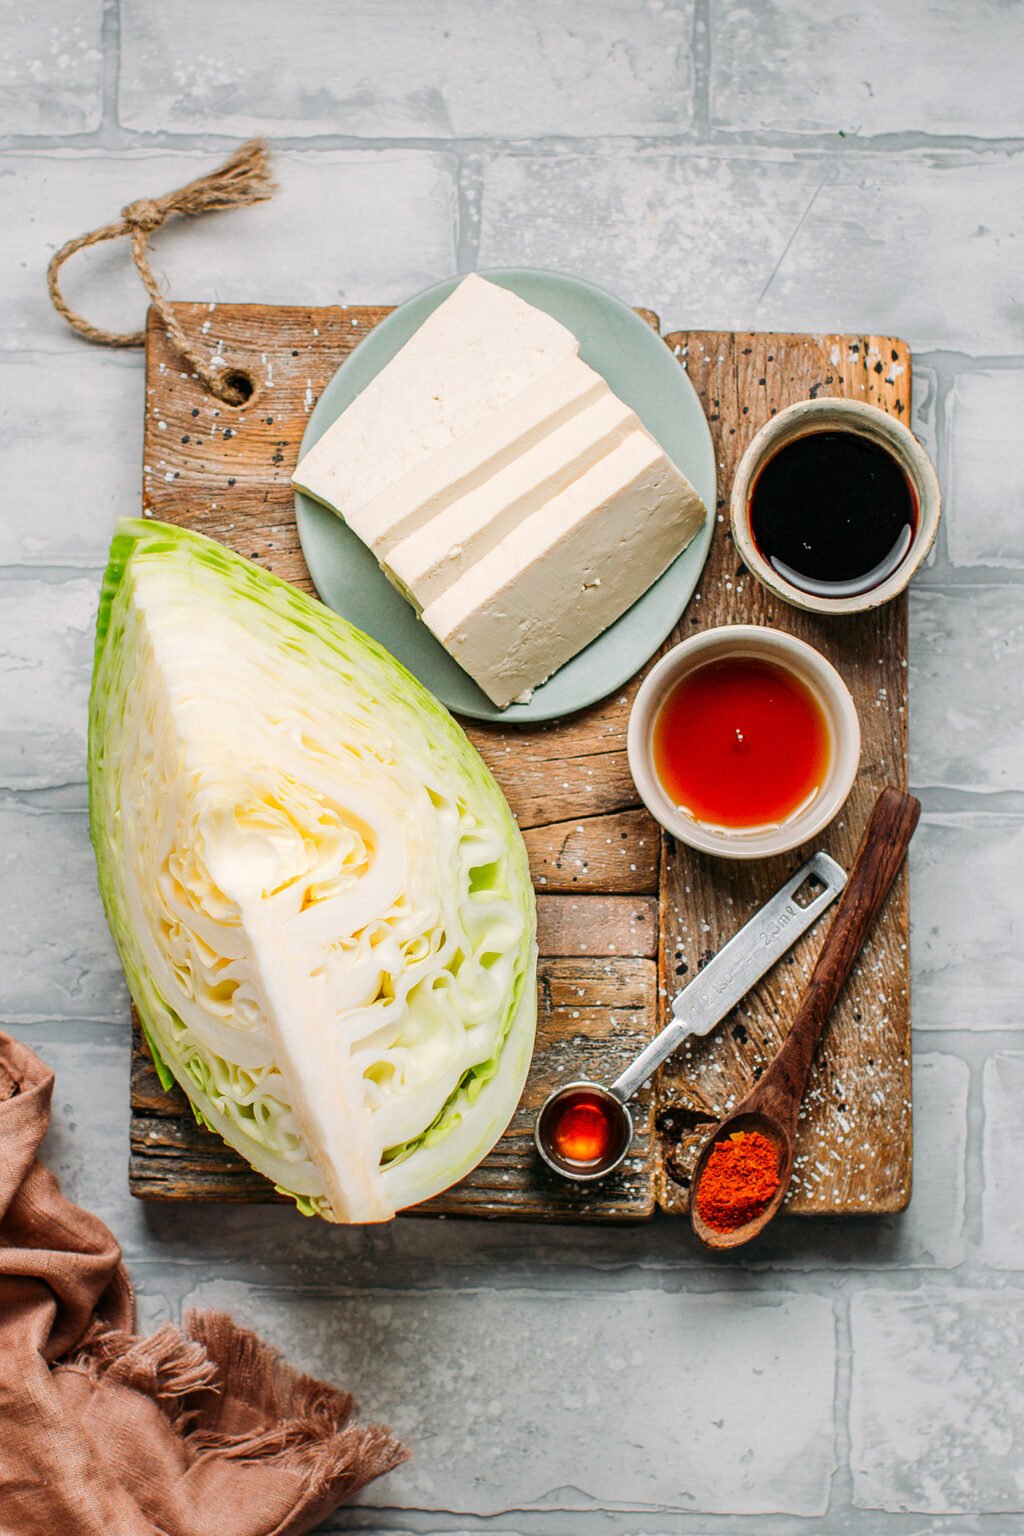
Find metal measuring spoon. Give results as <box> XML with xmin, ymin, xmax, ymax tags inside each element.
<box><xmin>534</xmin><ymin>850</ymin><xmax>847</xmax><ymax>1182</ymax></box>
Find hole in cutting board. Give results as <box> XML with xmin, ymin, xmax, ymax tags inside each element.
<box><xmin>221</xmin><ymin>369</ymin><xmax>255</xmax><ymax>405</ymax></box>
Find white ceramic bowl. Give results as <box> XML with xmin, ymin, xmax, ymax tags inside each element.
<box><xmin>730</xmin><ymin>398</ymin><xmax>941</xmax><ymax>616</ymax></box>
<box><xmin>627</xmin><ymin>626</ymin><xmax>861</xmax><ymax>860</ymax></box>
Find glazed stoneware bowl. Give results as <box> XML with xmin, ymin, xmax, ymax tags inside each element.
<box><xmin>627</xmin><ymin>625</ymin><xmax>861</xmax><ymax>860</ymax></box>
<box><xmin>730</xmin><ymin>397</ymin><xmax>941</xmax><ymax>616</ymax></box>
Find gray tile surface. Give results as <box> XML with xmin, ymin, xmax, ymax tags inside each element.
<box><xmin>478</xmin><ymin>148</ymin><xmax>1024</xmax><ymax>351</ymax></box>
<box><xmin>709</xmin><ymin>0</ymin><xmax>1024</xmax><ymax>138</ymax></box>
<box><xmin>946</xmin><ymin>368</ymin><xmax>1024</xmax><ymax>569</ymax></box>
<box><xmin>983</xmin><ymin>1052</ymin><xmax>1024</xmax><ymax>1271</ymax></box>
<box><xmin>851</xmin><ymin>1287</ymin><xmax>1024</xmax><ymax>1513</ymax></box>
<box><xmin>1</xmin><ymin>2</ymin><xmax>1021</xmax><ymax>1531</ymax></box>
<box><xmin>0</xmin><ymin>352</ymin><xmax>143</xmax><ymax>565</ymax></box>
<box><xmin>909</xmin><ymin>586</ymin><xmax>1024</xmax><ymax>794</ymax></box>
<box><xmin>0</xmin><ymin>0</ymin><xmax>104</xmax><ymax>134</ymax></box>
<box><xmin>118</xmin><ymin>0</ymin><xmax>697</xmax><ymax>139</ymax></box>
<box><xmin>911</xmin><ymin>813</ymin><xmax>1024</xmax><ymax>1030</ymax></box>
<box><xmin>0</xmin><ymin>804</ymin><xmax>125</xmax><ymax>1021</ymax></box>
<box><xmin>2</xmin><ymin>149</ymin><xmax>458</xmax><ymax>351</ymax></box>
<box><xmin>0</xmin><ymin>573</ymin><xmax>96</xmax><ymax>789</ymax></box>
<box><xmin>184</xmin><ymin>1281</ymin><xmax>836</xmax><ymax>1516</ymax></box>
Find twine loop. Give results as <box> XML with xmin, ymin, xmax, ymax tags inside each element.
<box><xmin>47</xmin><ymin>140</ymin><xmax>276</xmax><ymax>404</ymax></box>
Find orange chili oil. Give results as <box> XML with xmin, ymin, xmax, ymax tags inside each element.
<box><xmin>652</xmin><ymin>656</ymin><xmax>830</xmax><ymax>828</ymax></box>
<box><xmin>695</xmin><ymin>1129</ymin><xmax>781</xmax><ymax>1233</ymax></box>
<box><xmin>545</xmin><ymin>1090</ymin><xmax>618</xmax><ymax>1167</ymax></box>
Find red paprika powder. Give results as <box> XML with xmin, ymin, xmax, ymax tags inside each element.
<box><xmin>695</xmin><ymin>1129</ymin><xmax>780</xmax><ymax>1232</ymax></box>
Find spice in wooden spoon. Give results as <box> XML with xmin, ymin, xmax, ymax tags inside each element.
<box><xmin>694</xmin><ymin>1128</ymin><xmax>781</xmax><ymax>1233</ymax></box>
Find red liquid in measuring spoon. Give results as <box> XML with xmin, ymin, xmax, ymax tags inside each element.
<box><xmin>653</xmin><ymin>657</ymin><xmax>830</xmax><ymax>828</ymax></box>
<box><xmin>546</xmin><ymin>1091</ymin><xmax>618</xmax><ymax>1166</ymax></box>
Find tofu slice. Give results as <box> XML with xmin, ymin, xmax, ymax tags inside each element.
<box><xmin>354</xmin><ymin>355</ymin><xmax>607</xmax><ymax>558</ymax></box>
<box><xmin>293</xmin><ymin>274</ymin><xmax>579</xmax><ymax>523</ymax></box>
<box><xmin>384</xmin><ymin>386</ymin><xmax>641</xmax><ymax>610</ymax></box>
<box><xmin>422</xmin><ymin>431</ymin><xmax>707</xmax><ymax>709</ymax></box>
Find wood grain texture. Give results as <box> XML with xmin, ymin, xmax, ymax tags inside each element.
<box><xmin>690</xmin><ymin>789</ymin><xmax>921</xmax><ymax>1251</ymax></box>
<box><xmin>656</xmin><ymin>331</ymin><xmax>913</xmax><ymax>1217</ymax></box>
<box><xmin>131</xmin><ymin>304</ymin><xmax>912</xmax><ymax>1220</ymax></box>
<box><xmin>131</xmin><ymin>957</ymin><xmax>659</xmax><ymax>1219</ymax></box>
<box><xmin>760</xmin><ymin>788</ymin><xmax>921</xmax><ymax>1139</ymax></box>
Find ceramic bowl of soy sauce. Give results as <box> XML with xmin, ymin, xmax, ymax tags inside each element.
<box><xmin>730</xmin><ymin>398</ymin><xmax>941</xmax><ymax>616</ymax></box>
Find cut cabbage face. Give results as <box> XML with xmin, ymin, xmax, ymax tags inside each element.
<box><xmin>89</xmin><ymin>520</ymin><xmax>537</xmax><ymax>1223</ymax></box>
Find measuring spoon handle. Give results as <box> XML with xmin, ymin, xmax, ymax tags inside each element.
<box><xmin>749</xmin><ymin>787</ymin><xmax>921</xmax><ymax>1127</ymax></box>
<box><xmin>609</xmin><ymin>850</ymin><xmax>846</xmax><ymax>1104</ymax></box>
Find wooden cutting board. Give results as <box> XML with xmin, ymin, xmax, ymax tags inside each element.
<box><xmin>129</xmin><ymin>302</ymin><xmax>912</xmax><ymax>1220</ymax></box>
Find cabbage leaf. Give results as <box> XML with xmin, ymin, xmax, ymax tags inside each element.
<box><xmin>89</xmin><ymin>519</ymin><xmax>536</xmax><ymax>1222</ymax></box>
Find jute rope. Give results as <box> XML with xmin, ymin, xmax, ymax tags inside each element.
<box><xmin>46</xmin><ymin>139</ymin><xmax>276</xmax><ymax>405</ymax></box>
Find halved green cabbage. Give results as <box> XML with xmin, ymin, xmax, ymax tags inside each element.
<box><xmin>89</xmin><ymin>519</ymin><xmax>536</xmax><ymax>1222</ymax></box>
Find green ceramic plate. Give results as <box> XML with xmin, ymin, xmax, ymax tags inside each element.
<box><xmin>295</xmin><ymin>268</ymin><xmax>715</xmax><ymax>723</ymax></box>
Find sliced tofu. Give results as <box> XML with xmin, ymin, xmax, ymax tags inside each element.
<box><xmin>354</xmin><ymin>354</ymin><xmax>606</xmax><ymax>558</ymax></box>
<box><xmin>384</xmin><ymin>386</ymin><xmax>641</xmax><ymax>610</ymax></box>
<box><xmin>293</xmin><ymin>274</ymin><xmax>579</xmax><ymax>524</ymax></box>
<box><xmin>422</xmin><ymin>431</ymin><xmax>707</xmax><ymax>709</ymax></box>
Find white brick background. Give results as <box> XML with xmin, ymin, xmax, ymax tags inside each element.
<box><xmin>0</xmin><ymin>2</ymin><xmax>1021</xmax><ymax>1531</ymax></box>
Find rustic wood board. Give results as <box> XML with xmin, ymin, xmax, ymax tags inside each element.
<box><xmin>655</xmin><ymin>332</ymin><xmax>911</xmax><ymax>1216</ymax></box>
<box><xmin>131</xmin><ymin>302</ymin><xmax>911</xmax><ymax>1219</ymax></box>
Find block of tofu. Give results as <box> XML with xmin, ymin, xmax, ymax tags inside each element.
<box><xmin>353</xmin><ymin>354</ymin><xmax>607</xmax><ymax>558</ymax></box>
<box><xmin>293</xmin><ymin>274</ymin><xmax>579</xmax><ymax>524</ymax></box>
<box><xmin>384</xmin><ymin>387</ymin><xmax>641</xmax><ymax>610</ymax></box>
<box><xmin>422</xmin><ymin>431</ymin><xmax>707</xmax><ymax>709</ymax></box>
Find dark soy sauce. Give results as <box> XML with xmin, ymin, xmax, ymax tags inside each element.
<box><xmin>750</xmin><ymin>431</ymin><xmax>917</xmax><ymax>598</ymax></box>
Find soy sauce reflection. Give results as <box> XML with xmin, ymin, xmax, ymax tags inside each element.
<box><xmin>750</xmin><ymin>430</ymin><xmax>917</xmax><ymax>599</ymax></box>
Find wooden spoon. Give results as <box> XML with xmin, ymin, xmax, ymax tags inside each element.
<box><xmin>690</xmin><ymin>786</ymin><xmax>921</xmax><ymax>1251</ymax></box>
